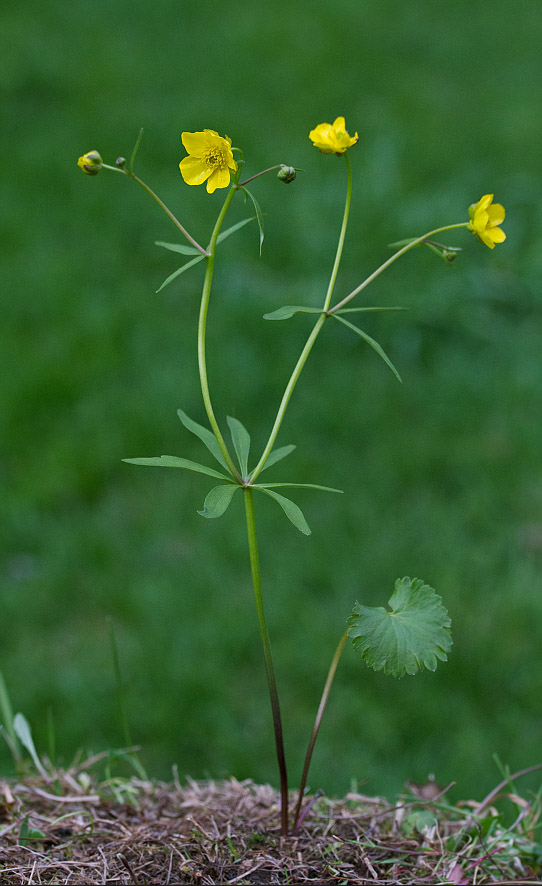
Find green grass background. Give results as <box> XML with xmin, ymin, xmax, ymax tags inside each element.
<box><xmin>2</xmin><ymin>0</ymin><xmax>542</xmax><ymax>802</ymax></box>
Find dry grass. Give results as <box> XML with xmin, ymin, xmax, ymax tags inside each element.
<box><xmin>0</xmin><ymin>757</ymin><xmax>541</xmax><ymax>884</ymax></box>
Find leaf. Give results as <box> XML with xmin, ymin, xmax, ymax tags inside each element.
<box><xmin>156</xmin><ymin>254</ymin><xmax>205</xmax><ymax>292</ymax></box>
<box><xmin>388</xmin><ymin>237</ymin><xmax>462</xmax><ymax>264</ymax></box>
<box><xmin>18</xmin><ymin>814</ymin><xmax>46</xmax><ymax>847</ymax></box>
<box><xmin>388</xmin><ymin>237</ymin><xmax>420</xmax><ymax>248</ymax></box>
<box><xmin>216</xmin><ymin>216</ymin><xmax>256</xmax><ymax>245</ymax></box>
<box><xmin>13</xmin><ymin>713</ymin><xmax>48</xmax><ymax>779</ymax></box>
<box><xmin>240</xmin><ymin>186</ymin><xmax>264</xmax><ymax>254</ymax></box>
<box><xmin>331</xmin><ymin>313</ymin><xmax>402</xmax><ymax>383</ymax></box>
<box><xmin>177</xmin><ymin>408</ymin><xmax>230</xmax><ymax>472</ymax></box>
<box><xmin>256</xmin><ymin>482</ymin><xmax>343</xmax><ymax>493</ymax></box>
<box><xmin>129</xmin><ymin>127</ymin><xmax>144</xmax><ymax>173</ymax></box>
<box><xmin>123</xmin><ymin>455</ymin><xmax>230</xmax><ymax>481</ymax></box>
<box><xmin>335</xmin><ymin>306</ymin><xmax>407</xmax><ymax>314</ymax></box>
<box><xmin>155</xmin><ymin>240</ymin><xmax>201</xmax><ymax>256</ymax></box>
<box><xmin>198</xmin><ymin>484</ymin><xmax>238</xmax><ymax>518</ymax></box>
<box><xmin>155</xmin><ymin>219</ymin><xmax>255</xmax><ymax>270</ymax></box>
<box><xmin>257</xmin><ymin>487</ymin><xmax>311</xmax><ymax>535</ymax></box>
<box><xmin>348</xmin><ymin>577</ymin><xmax>452</xmax><ymax>678</ymax></box>
<box><xmin>258</xmin><ymin>444</ymin><xmax>296</xmax><ymax>473</ymax></box>
<box><xmin>263</xmin><ymin>305</ymin><xmax>324</xmax><ymax>321</ymax></box>
<box><xmin>227</xmin><ymin>416</ymin><xmax>251</xmax><ymax>477</ymax></box>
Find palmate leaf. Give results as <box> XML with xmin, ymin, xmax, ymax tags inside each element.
<box><xmin>155</xmin><ymin>218</ymin><xmax>256</xmax><ymax>292</ymax></box>
<box><xmin>227</xmin><ymin>416</ymin><xmax>250</xmax><ymax>477</ymax></box>
<box><xmin>258</xmin><ymin>444</ymin><xmax>296</xmax><ymax>472</ymax></box>
<box><xmin>256</xmin><ymin>482</ymin><xmax>343</xmax><ymax>493</ymax></box>
<box><xmin>177</xmin><ymin>408</ymin><xmax>230</xmax><ymax>472</ymax></box>
<box><xmin>155</xmin><ymin>218</ymin><xmax>255</xmax><ymax>258</ymax></box>
<box><xmin>156</xmin><ymin>254</ymin><xmax>206</xmax><ymax>292</ymax></box>
<box><xmin>335</xmin><ymin>306</ymin><xmax>407</xmax><ymax>315</ymax></box>
<box><xmin>347</xmin><ymin>577</ymin><xmax>452</xmax><ymax>678</ymax></box>
<box><xmin>216</xmin><ymin>216</ymin><xmax>256</xmax><ymax>245</ymax></box>
<box><xmin>389</xmin><ymin>237</ymin><xmax>462</xmax><ymax>265</ymax></box>
<box><xmin>240</xmin><ymin>187</ymin><xmax>264</xmax><ymax>254</ymax></box>
<box><xmin>264</xmin><ymin>305</ymin><xmax>406</xmax><ymax>321</ymax></box>
<box><xmin>122</xmin><ymin>455</ymin><xmax>230</xmax><ymax>482</ymax></box>
<box><xmin>253</xmin><ymin>479</ymin><xmax>342</xmax><ymax>535</ymax></box>
<box><xmin>263</xmin><ymin>306</ymin><xmax>323</xmax><ymax>321</ymax></box>
<box><xmin>331</xmin><ymin>313</ymin><xmax>402</xmax><ymax>382</ymax></box>
<box><xmin>257</xmin><ymin>487</ymin><xmax>311</xmax><ymax>535</ymax></box>
<box><xmin>198</xmin><ymin>484</ymin><xmax>238</xmax><ymax>518</ymax></box>
<box><xmin>129</xmin><ymin>127</ymin><xmax>144</xmax><ymax>173</ymax></box>
<box><xmin>155</xmin><ymin>240</ymin><xmax>201</xmax><ymax>256</ymax></box>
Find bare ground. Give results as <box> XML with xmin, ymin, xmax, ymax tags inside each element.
<box><xmin>0</xmin><ymin>759</ymin><xmax>541</xmax><ymax>884</ymax></box>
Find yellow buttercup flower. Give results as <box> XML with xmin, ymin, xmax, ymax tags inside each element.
<box><xmin>77</xmin><ymin>150</ymin><xmax>103</xmax><ymax>175</ymax></box>
<box><xmin>309</xmin><ymin>116</ymin><xmax>358</xmax><ymax>155</ymax></box>
<box><xmin>179</xmin><ymin>129</ymin><xmax>237</xmax><ymax>194</ymax></box>
<box><xmin>467</xmin><ymin>194</ymin><xmax>506</xmax><ymax>249</ymax></box>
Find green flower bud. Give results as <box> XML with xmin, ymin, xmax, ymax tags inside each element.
<box><xmin>77</xmin><ymin>150</ymin><xmax>103</xmax><ymax>176</ymax></box>
<box><xmin>277</xmin><ymin>165</ymin><xmax>296</xmax><ymax>184</ymax></box>
<box><xmin>116</xmin><ymin>156</ymin><xmax>126</xmax><ymax>168</ymax></box>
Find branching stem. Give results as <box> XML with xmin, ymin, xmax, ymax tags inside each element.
<box><xmin>250</xmin><ymin>155</ymin><xmax>352</xmax><ymax>482</ymax></box>
<box><xmin>328</xmin><ymin>223</ymin><xmax>469</xmax><ymax>314</ymax></box>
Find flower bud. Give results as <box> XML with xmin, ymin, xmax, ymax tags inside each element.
<box><xmin>277</xmin><ymin>165</ymin><xmax>296</xmax><ymax>184</ymax></box>
<box><xmin>116</xmin><ymin>156</ymin><xmax>126</xmax><ymax>168</ymax></box>
<box><xmin>77</xmin><ymin>151</ymin><xmax>103</xmax><ymax>176</ymax></box>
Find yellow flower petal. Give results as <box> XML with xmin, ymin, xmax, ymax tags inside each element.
<box><xmin>487</xmin><ymin>203</ymin><xmax>505</xmax><ymax>226</ymax></box>
<box><xmin>181</xmin><ymin>131</ymin><xmax>208</xmax><ymax>157</ymax></box>
<box><xmin>206</xmin><ymin>166</ymin><xmax>231</xmax><ymax>193</ymax></box>
<box><xmin>179</xmin><ymin>155</ymin><xmax>212</xmax><ymax>186</ymax></box>
<box><xmin>473</xmin><ymin>209</ymin><xmax>489</xmax><ymax>234</ymax></box>
<box><xmin>477</xmin><ymin>194</ymin><xmax>494</xmax><ymax>212</ymax></box>
<box><xmin>486</xmin><ymin>226</ymin><xmax>506</xmax><ymax>244</ymax></box>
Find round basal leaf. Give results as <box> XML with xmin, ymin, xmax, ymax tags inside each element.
<box><xmin>347</xmin><ymin>577</ymin><xmax>452</xmax><ymax>678</ymax></box>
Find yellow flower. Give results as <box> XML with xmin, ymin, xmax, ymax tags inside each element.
<box><xmin>77</xmin><ymin>150</ymin><xmax>103</xmax><ymax>175</ymax></box>
<box><xmin>179</xmin><ymin>129</ymin><xmax>237</xmax><ymax>194</ymax></box>
<box><xmin>467</xmin><ymin>194</ymin><xmax>506</xmax><ymax>249</ymax></box>
<box><xmin>309</xmin><ymin>116</ymin><xmax>358</xmax><ymax>155</ymax></box>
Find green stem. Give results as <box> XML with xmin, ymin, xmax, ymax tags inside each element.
<box><xmin>250</xmin><ymin>313</ymin><xmax>326</xmax><ymax>482</ymax></box>
<box><xmin>102</xmin><ymin>164</ymin><xmax>209</xmax><ymax>256</ymax></box>
<box><xmin>238</xmin><ymin>165</ymin><xmax>283</xmax><ymax>187</ymax></box>
<box><xmin>249</xmin><ymin>157</ymin><xmax>352</xmax><ymax>482</ymax></box>
<box><xmin>328</xmin><ymin>223</ymin><xmax>469</xmax><ymax>315</ymax></box>
<box><xmin>244</xmin><ymin>488</ymin><xmax>289</xmax><ymax>835</ymax></box>
<box><xmin>323</xmin><ymin>153</ymin><xmax>352</xmax><ymax>311</ymax></box>
<box><xmin>292</xmin><ymin>629</ymin><xmax>348</xmax><ymax>834</ymax></box>
<box><xmin>197</xmin><ymin>187</ymin><xmax>241</xmax><ymax>480</ymax></box>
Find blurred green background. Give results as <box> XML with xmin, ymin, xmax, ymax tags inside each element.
<box><xmin>2</xmin><ymin>0</ymin><xmax>542</xmax><ymax>802</ymax></box>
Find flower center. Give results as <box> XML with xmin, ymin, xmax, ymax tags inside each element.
<box><xmin>204</xmin><ymin>147</ymin><xmax>227</xmax><ymax>169</ymax></box>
